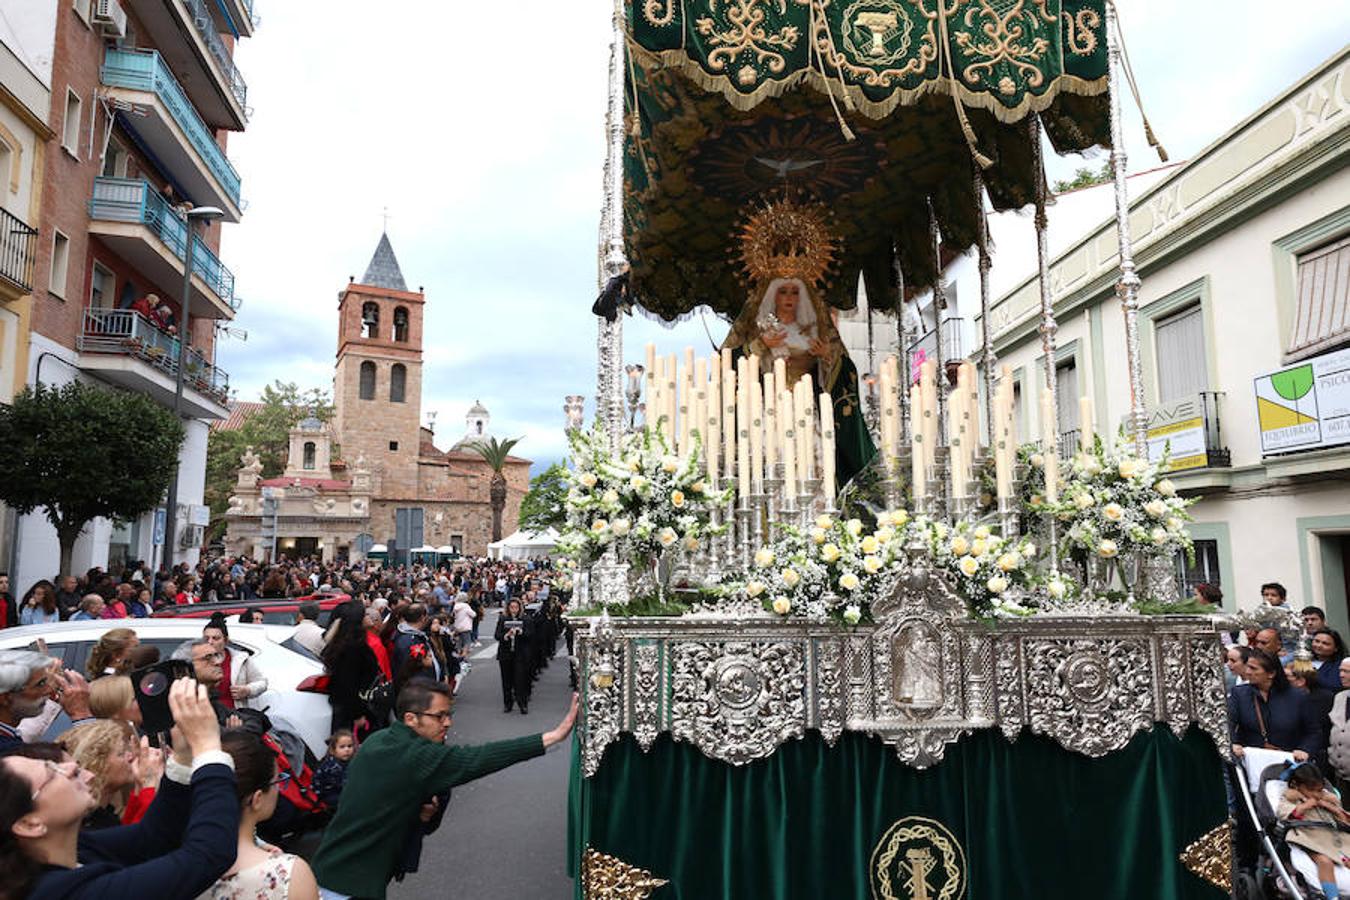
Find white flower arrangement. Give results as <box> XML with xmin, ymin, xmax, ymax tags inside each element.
<box><xmin>1053</xmin><ymin>436</ymin><xmax>1196</xmax><ymax>565</ymax></box>
<box><xmin>910</xmin><ymin>517</ymin><xmax>1038</xmax><ymax>618</ymax></box>
<box><xmin>556</xmin><ymin>424</ymin><xmax>733</xmax><ymax>571</ymax></box>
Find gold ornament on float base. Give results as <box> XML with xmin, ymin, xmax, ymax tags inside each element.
<box><xmin>582</xmin><ymin>847</ymin><xmax>670</xmax><ymax>899</ymax></box>
<box><xmin>736</xmin><ymin>193</ymin><xmax>841</xmax><ymax>289</ymax></box>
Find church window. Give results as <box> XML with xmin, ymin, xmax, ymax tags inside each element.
<box><xmin>361</xmin><ymin>302</ymin><xmax>380</xmax><ymax>339</ymax></box>
<box><xmin>393</xmin><ymin>307</ymin><xmax>409</xmax><ymax>342</ymax></box>
<box><xmin>389</xmin><ymin>441</ymin><xmax>399</xmax><ymax>451</ymax></box>
<box><xmin>476</xmin><ymin>421</ymin><xmax>483</xmax><ymax>435</ymax></box>
<box><xmin>303</xmin><ymin>441</ymin><xmax>316</xmax><ymax>470</ymax></box>
<box><xmin>390</xmin><ymin>363</ymin><xmax>407</xmax><ymax>403</ymax></box>
<box><xmin>359</xmin><ymin>361</ymin><xmax>376</xmax><ymax>400</ymax></box>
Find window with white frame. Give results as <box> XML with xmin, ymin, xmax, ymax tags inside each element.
<box><xmin>89</xmin><ymin>263</ymin><xmax>113</xmax><ymax>308</ymax></box>
<box><xmin>62</xmin><ymin>89</ymin><xmax>82</xmax><ymax>156</ymax></box>
<box><xmin>1055</xmin><ymin>361</ymin><xmax>1078</xmax><ymax>438</ymax></box>
<box><xmin>1288</xmin><ymin>234</ymin><xmax>1350</xmax><ymax>357</ymax></box>
<box><xmin>50</xmin><ymin>231</ymin><xmax>70</xmax><ymax>298</ymax></box>
<box><xmin>1154</xmin><ymin>304</ymin><xmax>1208</xmax><ymax>403</ymax></box>
<box><xmin>102</xmin><ymin>140</ymin><xmax>128</xmax><ymax>178</ymax></box>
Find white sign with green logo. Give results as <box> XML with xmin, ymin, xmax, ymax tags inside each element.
<box><xmin>1254</xmin><ymin>346</ymin><xmax>1350</xmax><ymax>454</ymax></box>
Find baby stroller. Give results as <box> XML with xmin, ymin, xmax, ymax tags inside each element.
<box><xmin>1232</xmin><ymin>747</ymin><xmax>1350</xmax><ymax>899</ymax></box>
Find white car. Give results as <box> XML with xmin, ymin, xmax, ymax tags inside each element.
<box><xmin>0</xmin><ymin>618</ymin><xmax>332</xmax><ymax>755</ymax></box>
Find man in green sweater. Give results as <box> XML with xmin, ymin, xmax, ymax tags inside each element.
<box><xmin>312</xmin><ymin>679</ymin><xmax>578</xmax><ymax>899</ymax></box>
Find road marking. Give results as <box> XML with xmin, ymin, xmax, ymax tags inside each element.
<box><xmin>471</xmin><ymin>642</ymin><xmax>498</xmax><ymax>660</ymax></box>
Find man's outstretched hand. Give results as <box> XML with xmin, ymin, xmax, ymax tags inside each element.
<box><xmin>542</xmin><ymin>693</ymin><xmax>579</xmax><ymax>748</ymax></box>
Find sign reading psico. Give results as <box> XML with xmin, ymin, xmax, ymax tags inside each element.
<box><xmin>1254</xmin><ymin>347</ymin><xmax>1350</xmax><ymax>455</ymax></box>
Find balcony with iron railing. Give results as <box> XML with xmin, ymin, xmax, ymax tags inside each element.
<box><xmin>88</xmin><ymin>177</ymin><xmax>238</xmax><ymax>316</ymax></box>
<box><xmin>908</xmin><ymin>316</ymin><xmax>964</xmax><ymax>365</ymax></box>
<box><xmin>78</xmin><ymin>308</ymin><xmax>230</xmax><ymax>414</ymax></box>
<box><xmin>0</xmin><ymin>206</ymin><xmax>38</xmax><ymax>299</ymax></box>
<box><xmin>101</xmin><ymin>48</ymin><xmax>242</xmax><ymax>217</ymax></box>
<box><xmin>183</xmin><ymin>0</ymin><xmax>248</xmax><ymax>113</ymax></box>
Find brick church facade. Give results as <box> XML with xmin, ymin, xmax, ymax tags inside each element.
<box><xmin>223</xmin><ymin>235</ymin><xmax>530</xmax><ymax>562</ymax></box>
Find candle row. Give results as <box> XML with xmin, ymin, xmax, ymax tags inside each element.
<box><xmin>644</xmin><ymin>344</ymin><xmax>836</xmax><ymax>505</ymax></box>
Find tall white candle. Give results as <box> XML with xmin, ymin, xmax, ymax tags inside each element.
<box><xmin>919</xmin><ymin>360</ymin><xmax>937</xmax><ymax>477</ymax></box>
<box><xmin>910</xmin><ymin>384</ymin><xmax>926</xmax><ymax>504</ymax></box>
<box><xmin>798</xmin><ymin>375</ymin><xmax>814</xmax><ymax>482</ymax></box>
<box><xmin>665</xmin><ymin>354</ymin><xmax>677</xmax><ymax>446</ymax></box>
<box><xmin>737</xmin><ymin>358</ymin><xmax>750</xmax><ymax>498</ymax></box>
<box><xmin>706</xmin><ymin>362</ymin><xmax>720</xmax><ymax>479</ymax></box>
<box><xmin>750</xmin><ymin>383</ymin><xmax>764</xmax><ymax>491</ymax></box>
<box><xmin>879</xmin><ymin>360</ymin><xmax>895</xmax><ymax>463</ymax></box>
<box><xmin>773</xmin><ymin>357</ymin><xmax>787</xmax><ymax>407</ymax></box>
<box><xmin>820</xmin><ymin>391</ymin><xmax>836</xmax><ymax>505</ymax></box>
<box><xmin>781</xmin><ymin>390</ymin><xmax>797</xmax><ymax>497</ymax></box>
<box><xmin>1079</xmin><ymin>395</ymin><xmax>1093</xmax><ymax>452</ymax></box>
<box><xmin>724</xmin><ymin>363</ymin><xmax>738</xmax><ymax>481</ymax></box>
<box><xmin>762</xmin><ymin>373</ymin><xmax>777</xmax><ymax>469</ymax></box>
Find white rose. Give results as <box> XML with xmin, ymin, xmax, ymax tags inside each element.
<box><xmin>610</xmin><ymin>518</ymin><xmax>631</xmax><ymax>537</ymax></box>
<box><xmin>815</xmin><ymin>515</ymin><xmax>834</xmax><ymax>530</ymax></box>
<box><xmin>579</xmin><ymin>472</ymin><xmax>598</xmax><ymax>489</ymax></box>
<box><xmin>590</xmin><ymin>519</ymin><xmax>609</xmax><ymax>533</ymax></box>
<box><xmin>973</xmin><ymin>525</ymin><xmax>991</xmax><ymax>540</ymax></box>
<box><xmin>820</xmin><ymin>543</ymin><xmax>842</xmax><ymax>563</ymax></box>
<box><xmin>1166</xmin><ymin>517</ymin><xmax>1183</xmax><ymax>531</ymax></box>
<box><xmin>839</xmin><ymin>572</ymin><xmax>860</xmax><ymax>591</ymax></box>
<box><xmin>746</xmin><ymin>580</ymin><xmax>766</xmax><ymax>598</ymax></box>
<box><xmin>629</xmin><ymin>475</ymin><xmax>648</xmax><ymax>492</ymax></box>
<box><xmin>1030</xmin><ymin>453</ymin><xmax>1045</xmax><ymax>468</ymax></box>
<box><xmin>1082</xmin><ymin>458</ymin><xmax>1102</xmax><ymax>476</ymax></box>
<box><xmin>754</xmin><ymin>548</ymin><xmax>775</xmax><ymax>568</ymax></box>
<box><xmin>780</xmin><ymin>568</ymin><xmax>800</xmax><ymax>588</ymax></box>
<box><xmin>970</xmin><ymin>539</ymin><xmax>988</xmax><ymax>558</ymax></box>
<box><xmin>875</xmin><ymin>526</ymin><xmax>895</xmax><ymax>545</ymax></box>
<box><xmin>691</xmin><ymin>480</ymin><xmax>705</xmax><ymax>494</ymax></box>
<box><xmin>1156</xmin><ymin>479</ymin><xmax>1177</xmax><ymax>497</ymax></box>
<box><xmin>658</xmin><ymin>527</ymin><xmax>678</xmax><ymax>547</ymax></box>
<box><xmin>950</xmin><ymin>536</ymin><xmax>970</xmax><ymax>556</ymax></box>
<box><xmin>997</xmin><ymin>553</ymin><xmax>1020</xmax><ymax>572</ymax></box>
<box><xmin>860</xmin><ymin>535</ymin><xmax>880</xmax><ymax>555</ymax></box>
<box><xmin>810</xmin><ymin>527</ymin><xmax>828</xmax><ymax>544</ymax></box>
<box><xmin>1098</xmin><ymin>539</ymin><xmax>1119</xmax><ymax>558</ymax></box>
<box><xmin>1150</xmin><ymin>527</ymin><xmax>1168</xmax><ymax>545</ymax></box>
<box><xmin>683</xmin><ymin>535</ymin><xmax>700</xmax><ymax>552</ymax></box>
<box><xmin>1023</xmin><ymin>543</ymin><xmax>1038</xmax><ymax>558</ymax></box>
<box><xmin>891</xmin><ymin>510</ymin><xmax>910</xmax><ymax>527</ymax></box>
<box><xmin>1102</xmin><ymin>503</ymin><xmax>1124</xmax><ymax>522</ymax></box>
<box><xmin>1119</xmin><ymin>458</ymin><xmax>1144</xmax><ymax>479</ymax></box>
<box><xmin>986</xmin><ymin>576</ymin><xmax>1009</xmax><ymax>594</ymax></box>
<box><xmin>845</xmin><ymin>519</ymin><xmax>864</xmax><ymax>537</ymax></box>
<box><xmin>1144</xmin><ymin>499</ymin><xmax>1166</xmax><ymax>518</ymax></box>
<box><xmin>602</xmin><ymin>489</ymin><xmax>620</xmax><ymax>506</ymax></box>
<box><xmin>876</xmin><ymin>511</ymin><xmax>894</xmax><ymax>528</ymax></box>
<box><xmin>661</xmin><ymin>455</ymin><xmax>679</xmax><ymax>473</ymax></box>
<box><xmin>842</xmin><ymin>605</ymin><xmax>862</xmax><ymax>625</ymax></box>
<box><xmin>863</xmin><ymin>555</ymin><xmax>883</xmax><ymax>574</ymax></box>
<box><xmin>670</xmin><ymin>490</ymin><xmax>686</xmax><ymax>508</ymax></box>
<box><xmin>1074</xmin><ymin>493</ymin><xmax>1094</xmax><ymax>510</ymax></box>
<box><xmin>1047</xmin><ymin>580</ymin><xmax>1066</xmax><ymax>600</ymax></box>
<box><xmin>771</xmin><ymin>596</ymin><xmax>791</xmax><ymax>615</ymax></box>
<box><xmin>959</xmin><ymin>556</ymin><xmax>980</xmax><ymax>577</ymax></box>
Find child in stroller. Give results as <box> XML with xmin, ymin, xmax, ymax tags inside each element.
<box><xmin>1280</xmin><ymin>763</ymin><xmax>1350</xmax><ymax>899</ymax></box>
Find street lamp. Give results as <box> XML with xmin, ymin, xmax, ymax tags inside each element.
<box><xmin>162</xmin><ymin>204</ymin><xmax>226</xmax><ymax>571</ymax></box>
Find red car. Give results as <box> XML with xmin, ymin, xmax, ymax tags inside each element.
<box><xmin>152</xmin><ymin>592</ymin><xmax>352</xmax><ymax>626</ymax></box>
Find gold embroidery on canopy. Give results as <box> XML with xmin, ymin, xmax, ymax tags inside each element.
<box><xmin>696</xmin><ymin>0</ymin><xmax>803</xmax><ymax>83</ymax></box>
<box><xmin>1062</xmin><ymin>6</ymin><xmax>1100</xmax><ymax>55</ymax></box>
<box><xmin>955</xmin><ymin>0</ymin><xmax>1056</xmax><ymax>90</ymax></box>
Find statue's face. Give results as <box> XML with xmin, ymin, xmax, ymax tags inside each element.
<box><xmin>774</xmin><ymin>282</ymin><xmax>801</xmax><ymax>323</ymax></box>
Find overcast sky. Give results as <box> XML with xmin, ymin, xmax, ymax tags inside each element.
<box><xmin>220</xmin><ymin>1</ymin><xmax>1350</xmax><ymax>475</ymax></box>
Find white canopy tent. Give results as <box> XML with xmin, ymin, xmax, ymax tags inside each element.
<box><xmin>487</xmin><ymin>527</ymin><xmax>560</xmax><ymax>560</ymax></box>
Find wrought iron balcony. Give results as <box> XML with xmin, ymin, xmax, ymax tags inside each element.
<box><xmin>1059</xmin><ymin>429</ymin><xmax>1081</xmax><ymax>459</ymax></box>
<box><xmin>183</xmin><ymin>0</ymin><xmax>248</xmax><ymax>114</ymax></box>
<box><xmin>101</xmin><ymin>48</ymin><xmax>242</xmax><ymax>210</ymax></box>
<box><xmin>908</xmin><ymin>316</ymin><xmax>964</xmax><ymax>364</ymax></box>
<box><xmin>89</xmin><ymin>177</ymin><xmax>238</xmax><ymax>313</ymax></box>
<box><xmin>0</xmin><ymin>206</ymin><xmax>38</xmax><ymax>295</ymax></box>
<box><xmin>78</xmin><ymin>308</ymin><xmax>230</xmax><ymax>406</ymax></box>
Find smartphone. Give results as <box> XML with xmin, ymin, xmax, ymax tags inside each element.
<box><xmin>132</xmin><ymin>659</ymin><xmax>195</xmax><ymax>736</ymax></box>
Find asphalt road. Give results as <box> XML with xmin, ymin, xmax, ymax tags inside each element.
<box><xmin>388</xmin><ymin>608</ymin><xmax>577</xmax><ymax>900</ymax></box>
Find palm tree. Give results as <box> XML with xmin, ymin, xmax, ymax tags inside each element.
<box><xmin>466</xmin><ymin>436</ymin><xmax>522</xmax><ymax>543</ymax></box>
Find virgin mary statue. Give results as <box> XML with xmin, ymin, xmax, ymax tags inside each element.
<box><xmin>721</xmin><ymin>275</ymin><xmax>875</xmax><ymax>490</ymax></box>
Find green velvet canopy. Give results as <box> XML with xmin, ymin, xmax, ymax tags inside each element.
<box><xmin>623</xmin><ymin>0</ymin><xmax>1111</xmax><ymax>320</ymax></box>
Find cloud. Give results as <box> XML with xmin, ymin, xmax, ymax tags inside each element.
<box><xmin>218</xmin><ymin>1</ymin><xmax>1350</xmax><ymax>476</ymax></box>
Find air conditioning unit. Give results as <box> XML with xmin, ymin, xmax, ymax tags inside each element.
<box><xmin>179</xmin><ymin>524</ymin><xmax>204</xmax><ymax>550</ymax></box>
<box><xmin>93</xmin><ymin>0</ymin><xmax>127</xmax><ymax>38</ymax></box>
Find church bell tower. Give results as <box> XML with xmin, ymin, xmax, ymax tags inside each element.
<box><xmin>332</xmin><ymin>232</ymin><xmax>425</xmax><ymax>497</ymax></box>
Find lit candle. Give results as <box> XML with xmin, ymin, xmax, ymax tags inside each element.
<box><xmin>820</xmin><ymin>390</ymin><xmax>836</xmax><ymax>505</ymax></box>
<box><xmin>1079</xmin><ymin>395</ymin><xmax>1093</xmax><ymax>452</ymax></box>
<box><xmin>773</xmin><ymin>357</ymin><xmax>787</xmax><ymax>407</ymax></box>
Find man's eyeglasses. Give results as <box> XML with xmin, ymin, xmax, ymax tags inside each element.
<box><xmin>270</xmin><ymin>771</ymin><xmax>292</xmax><ymax>789</ymax></box>
<box><xmin>413</xmin><ymin>710</ymin><xmax>453</xmax><ymax>724</ymax></box>
<box><xmin>31</xmin><ymin>760</ymin><xmax>81</xmax><ymax>801</ymax></box>
<box><xmin>194</xmin><ymin>651</ymin><xmax>225</xmax><ymax>663</ymax></box>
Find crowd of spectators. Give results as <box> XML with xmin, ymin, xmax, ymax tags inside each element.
<box><xmin>0</xmin><ymin>552</ymin><xmax>575</xmax><ymax>900</ymax></box>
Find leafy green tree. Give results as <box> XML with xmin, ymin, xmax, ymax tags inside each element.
<box><xmin>465</xmin><ymin>436</ymin><xmax>523</xmax><ymax>543</ymax></box>
<box><xmin>0</xmin><ymin>382</ymin><xmax>184</xmax><ymax>576</ymax></box>
<box><xmin>205</xmin><ymin>381</ymin><xmax>333</xmax><ymax>541</ymax></box>
<box><xmin>1052</xmin><ymin>161</ymin><xmax>1112</xmax><ymax>194</ymax></box>
<box><xmin>518</xmin><ymin>462</ymin><xmax>568</xmax><ymax>534</ymax></box>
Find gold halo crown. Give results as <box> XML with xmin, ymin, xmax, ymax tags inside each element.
<box><xmin>736</xmin><ymin>195</ymin><xmax>840</xmax><ymax>288</ymax></box>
